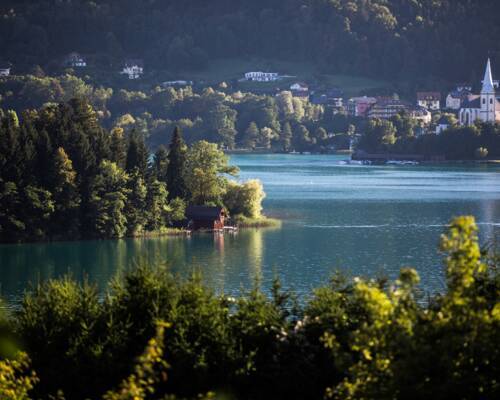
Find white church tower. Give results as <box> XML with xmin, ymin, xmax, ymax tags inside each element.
<box><xmin>480</xmin><ymin>58</ymin><xmax>496</xmax><ymax>123</ymax></box>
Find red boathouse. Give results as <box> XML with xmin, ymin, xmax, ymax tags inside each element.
<box><xmin>186</xmin><ymin>206</ymin><xmax>226</xmax><ymax>231</ymax></box>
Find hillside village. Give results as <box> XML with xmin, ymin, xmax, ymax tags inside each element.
<box><xmin>0</xmin><ymin>55</ymin><xmax>499</xmax><ymax>157</ymax></box>
<box><xmin>235</xmin><ymin>59</ymin><xmax>500</xmax><ymax>136</ymax></box>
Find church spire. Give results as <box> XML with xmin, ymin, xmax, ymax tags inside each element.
<box><xmin>481</xmin><ymin>58</ymin><xmax>495</xmax><ymax>94</ymax></box>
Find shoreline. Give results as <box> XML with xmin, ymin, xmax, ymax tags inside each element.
<box><xmin>0</xmin><ymin>219</ymin><xmax>283</xmax><ymax>246</ymax></box>
<box><xmin>226</xmin><ymin>151</ymin><xmax>500</xmax><ymax>164</ymax></box>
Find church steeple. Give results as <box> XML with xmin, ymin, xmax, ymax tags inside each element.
<box><xmin>481</xmin><ymin>58</ymin><xmax>495</xmax><ymax>94</ymax></box>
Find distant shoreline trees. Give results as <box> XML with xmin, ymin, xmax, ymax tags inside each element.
<box><xmin>356</xmin><ymin>114</ymin><xmax>500</xmax><ymax>159</ymax></box>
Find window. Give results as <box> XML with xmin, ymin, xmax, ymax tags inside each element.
<box><xmin>490</xmin><ymin>98</ymin><xmax>494</xmax><ymax>104</ymax></box>
<box><xmin>483</xmin><ymin>98</ymin><xmax>486</xmax><ymax>104</ymax></box>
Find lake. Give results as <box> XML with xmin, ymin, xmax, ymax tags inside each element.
<box><xmin>1</xmin><ymin>154</ymin><xmax>499</xmax><ymax>302</ymax></box>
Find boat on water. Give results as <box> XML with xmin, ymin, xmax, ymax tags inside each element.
<box><xmin>386</xmin><ymin>160</ymin><xmax>419</xmax><ymax>165</ymax></box>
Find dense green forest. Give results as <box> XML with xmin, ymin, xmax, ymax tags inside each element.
<box><xmin>0</xmin><ymin>99</ymin><xmax>270</xmax><ymax>243</ymax></box>
<box><xmin>0</xmin><ymin>74</ymin><xmax>354</xmax><ymax>152</ymax></box>
<box><xmin>0</xmin><ymin>0</ymin><xmax>499</xmax><ymax>86</ymax></box>
<box><xmin>0</xmin><ymin>216</ymin><xmax>498</xmax><ymax>400</ymax></box>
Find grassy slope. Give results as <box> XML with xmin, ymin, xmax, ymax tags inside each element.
<box><xmin>159</xmin><ymin>58</ymin><xmax>391</xmax><ymax>97</ymax></box>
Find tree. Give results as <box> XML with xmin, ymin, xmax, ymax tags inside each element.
<box><xmin>89</xmin><ymin>161</ymin><xmax>129</xmax><ymax>238</ymax></box>
<box><xmin>110</xmin><ymin>127</ymin><xmax>127</xmax><ymax>169</ymax></box>
<box><xmin>294</xmin><ymin>124</ymin><xmax>311</xmax><ymax>151</ymax></box>
<box><xmin>313</xmin><ymin>127</ymin><xmax>328</xmax><ymax>144</ymax></box>
<box><xmin>259</xmin><ymin>127</ymin><xmax>274</xmax><ymax>149</ymax></box>
<box><xmin>358</xmin><ymin>118</ymin><xmax>397</xmax><ymax>152</ymax></box>
<box><xmin>21</xmin><ymin>185</ymin><xmax>54</xmax><ymax>240</ymax></box>
<box><xmin>280</xmin><ymin>122</ymin><xmax>293</xmax><ymax>152</ymax></box>
<box><xmin>50</xmin><ymin>147</ymin><xmax>81</xmax><ymax>237</ymax></box>
<box><xmin>0</xmin><ymin>180</ymin><xmax>25</xmax><ymax>242</ymax></box>
<box><xmin>152</xmin><ymin>145</ymin><xmax>169</xmax><ymax>183</ymax></box>
<box><xmin>243</xmin><ymin>122</ymin><xmax>259</xmax><ymax>149</ymax></box>
<box><xmin>166</xmin><ymin>127</ymin><xmax>188</xmax><ymax>200</ymax></box>
<box><xmin>223</xmin><ymin>179</ymin><xmax>265</xmax><ymax>218</ymax></box>
<box><xmin>391</xmin><ymin>112</ymin><xmax>415</xmax><ymax>139</ymax></box>
<box><xmin>125</xmin><ymin>170</ymin><xmax>147</xmax><ymax>235</ymax></box>
<box><xmin>125</xmin><ymin>131</ymin><xmax>148</xmax><ymax>176</ymax></box>
<box><xmin>145</xmin><ymin>179</ymin><xmax>169</xmax><ymax>231</ymax></box>
<box><xmin>167</xmin><ymin>197</ymin><xmax>186</xmax><ymax>224</ymax></box>
<box><xmin>206</xmin><ymin>103</ymin><xmax>237</xmax><ymax>148</ymax></box>
<box><xmin>184</xmin><ymin>141</ymin><xmax>238</xmax><ymax>205</ymax></box>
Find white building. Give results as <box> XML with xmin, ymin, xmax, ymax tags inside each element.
<box><xmin>65</xmin><ymin>52</ymin><xmax>87</xmax><ymax>68</ymax></box>
<box><xmin>290</xmin><ymin>82</ymin><xmax>308</xmax><ymax>92</ymax></box>
<box><xmin>417</xmin><ymin>92</ymin><xmax>441</xmax><ymax>110</ymax></box>
<box><xmin>367</xmin><ymin>99</ymin><xmax>409</xmax><ymax>120</ymax></box>
<box><xmin>410</xmin><ymin>106</ymin><xmax>432</xmax><ymax>125</ymax></box>
<box><xmin>459</xmin><ymin>59</ymin><xmax>500</xmax><ymax>126</ymax></box>
<box><xmin>0</xmin><ymin>67</ymin><xmax>10</xmax><ymax>77</ymax></box>
<box><xmin>244</xmin><ymin>72</ymin><xmax>279</xmax><ymax>82</ymax></box>
<box><xmin>122</xmin><ymin>60</ymin><xmax>144</xmax><ymax>79</ymax></box>
<box><xmin>446</xmin><ymin>90</ymin><xmax>471</xmax><ymax>110</ymax></box>
<box><xmin>162</xmin><ymin>80</ymin><xmax>193</xmax><ymax>87</ymax></box>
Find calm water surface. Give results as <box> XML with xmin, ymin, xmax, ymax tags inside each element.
<box><xmin>1</xmin><ymin>155</ymin><xmax>499</xmax><ymax>302</ymax></box>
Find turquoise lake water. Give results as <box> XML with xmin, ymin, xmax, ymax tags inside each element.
<box><xmin>1</xmin><ymin>154</ymin><xmax>499</xmax><ymax>302</ymax></box>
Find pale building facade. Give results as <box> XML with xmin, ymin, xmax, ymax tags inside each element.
<box><xmin>65</xmin><ymin>52</ymin><xmax>87</xmax><ymax>68</ymax></box>
<box><xmin>0</xmin><ymin>67</ymin><xmax>10</xmax><ymax>77</ymax></box>
<box><xmin>417</xmin><ymin>92</ymin><xmax>441</xmax><ymax>110</ymax></box>
<box><xmin>122</xmin><ymin>60</ymin><xmax>144</xmax><ymax>79</ymax></box>
<box><xmin>290</xmin><ymin>82</ymin><xmax>308</xmax><ymax>92</ymax></box>
<box><xmin>410</xmin><ymin>106</ymin><xmax>432</xmax><ymax>125</ymax></box>
<box><xmin>367</xmin><ymin>99</ymin><xmax>409</xmax><ymax>120</ymax></box>
<box><xmin>244</xmin><ymin>72</ymin><xmax>279</xmax><ymax>82</ymax></box>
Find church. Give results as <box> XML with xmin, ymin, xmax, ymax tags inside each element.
<box><xmin>459</xmin><ymin>59</ymin><xmax>500</xmax><ymax>126</ymax></box>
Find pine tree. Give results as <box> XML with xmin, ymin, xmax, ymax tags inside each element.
<box><xmin>0</xmin><ymin>111</ymin><xmax>22</xmax><ymax>183</ymax></box>
<box><xmin>124</xmin><ymin>170</ymin><xmax>147</xmax><ymax>235</ymax></box>
<box><xmin>110</xmin><ymin>127</ymin><xmax>127</xmax><ymax>169</ymax></box>
<box><xmin>152</xmin><ymin>145</ymin><xmax>169</xmax><ymax>183</ymax></box>
<box><xmin>125</xmin><ymin>131</ymin><xmax>149</xmax><ymax>176</ymax></box>
<box><xmin>280</xmin><ymin>122</ymin><xmax>293</xmax><ymax>152</ymax></box>
<box><xmin>166</xmin><ymin>127</ymin><xmax>188</xmax><ymax>200</ymax></box>
<box><xmin>145</xmin><ymin>179</ymin><xmax>169</xmax><ymax>231</ymax></box>
<box><xmin>243</xmin><ymin>122</ymin><xmax>259</xmax><ymax>149</ymax></box>
<box><xmin>50</xmin><ymin>147</ymin><xmax>81</xmax><ymax>237</ymax></box>
<box><xmin>89</xmin><ymin>161</ymin><xmax>129</xmax><ymax>238</ymax></box>
<box><xmin>0</xmin><ymin>180</ymin><xmax>25</xmax><ymax>242</ymax></box>
<box><xmin>21</xmin><ymin>185</ymin><xmax>54</xmax><ymax>240</ymax></box>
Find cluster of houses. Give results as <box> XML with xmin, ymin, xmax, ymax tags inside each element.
<box><xmin>282</xmin><ymin>59</ymin><xmax>500</xmax><ymax>134</ymax></box>
<box><xmin>63</xmin><ymin>52</ymin><xmax>144</xmax><ymax>80</ymax></box>
<box><xmin>346</xmin><ymin>96</ymin><xmax>432</xmax><ymax>125</ymax></box>
<box><xmin>1</xmin><ymin>53</ymin><xmax>145</xmax><ymax>80</ymax></box>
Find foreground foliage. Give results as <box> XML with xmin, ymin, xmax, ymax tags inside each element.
<box><xmin>0</xmin><ymin>216</ymin><xmax>498</xmax><ymax>399</ymax></box>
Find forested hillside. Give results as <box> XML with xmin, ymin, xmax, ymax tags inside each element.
<box><xmin>0</xmin><ymin>0</ymin><xmax>499</xmax><ymax>84</ymax></box>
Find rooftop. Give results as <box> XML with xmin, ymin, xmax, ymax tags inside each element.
<box><xmin>186</xmin><ymin>206</ymin><xmax>224</xmax><ymax>220</ymax></box>
<box><xmin>417</xmin><ymin>92</ymin><xmax>441</xmax><ymax>101</ymax></box>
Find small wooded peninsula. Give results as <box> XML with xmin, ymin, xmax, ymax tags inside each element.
<box><xmin>0</xmin><ymin>99</ymin><xmax>277</xmax><ymax>243</ymax></box>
